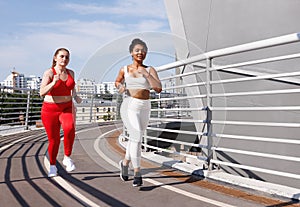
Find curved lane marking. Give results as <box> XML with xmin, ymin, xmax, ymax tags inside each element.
<box><xmin>95</xmin><ymin>129</ymin><xmax>237</xmax><ymax>207</ymax></box>
<box><xmin>2</xmin><ymin>125</ymin><xmax>236</xmax><ymax>207</ymax></box>
<box><xmin>0</xmin><ymin>136</ymin><xmax>34</xmax><ymax>152</ymax></box>
<box><xmin>43</xmin><ymin>126</ymin><xmax>105</xmax><ymax>207</ymax></box>
<box><xmin>2</xmin><ymin>125</ymin><xmax>113</xmax><ymax>207</ymax></box>
<box><xmin>43</xmin><ymin>157</ymin><xmax>101</xmax><ymax>207</ymax></box>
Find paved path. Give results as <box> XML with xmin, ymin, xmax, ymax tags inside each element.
<box><xmin>1</xmin><ymin>123</ymin><xmax>299</xmax><ymax>207</ymax></box>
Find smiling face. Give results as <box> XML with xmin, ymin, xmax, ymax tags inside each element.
<box><xmin>131</xmin><ymin>44</ymin><xmax>147</xmax><ymax>63</ymax></box>
<box><xmin>54</xmin><ymin>50</ymin><xmax>70</xmax><ymax>68</ymax></box>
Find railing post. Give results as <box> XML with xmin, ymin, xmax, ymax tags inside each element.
<box><xmin>25</xmin><ymin>90</ymin><xmax>31</xmax><ymax>130</ymax></box>
<box><xmin>206</xmin><ymin>58</ymin><xmax>213</xmax><ymax>170</ymax></box>
<box><xmin>89</xmin><ymin>94</ymin><xmax>95</xmax><ymax>122</ymax></box>
<box><xmin>0</xmin><ymin>86</ymin><xmax>4</xmax><ymax>123</ymax></box>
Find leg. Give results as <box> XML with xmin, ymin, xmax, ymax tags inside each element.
<box><xmin>126</xmin><ymin>140</ymin><xmax>142</xmax><ymax>170</ymax></box>
<box><xmin>60</xmin><ymin>105</ymin><xmax>76</xmax><ymax>172</ymax></box>
<box><xmin>127</xmin><ymin>101</ymin><xmax>150</xmax><ymax>174</ymax></box>
<box><xmin>120</xmin><ymin>98</ymin><xmax>150</xmax><ymax>186</ymax></box>
<box><xmin>60</xmin><ymin>111</ymin><xmax>75</xmax><ymax>157</ymax></box>
<box><xmin>41</xmin><ymin>106</ymin><xmax>61</xmax><ymax>165</ymax></box>
<box><xmin>122</xmin><ymin>106</ymin><xmax>144</xmax><ymax>169</ymax></box>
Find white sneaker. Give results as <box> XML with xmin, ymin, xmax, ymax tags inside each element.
<box><xmin>48</xmin><ymin>165</ymin><xmax>57</xmax><ymax>177</ymax></box>
<box><xmin>62</xmin><ymin>156</ymin><xmax>76</xmax><ymax>172</ymax></box>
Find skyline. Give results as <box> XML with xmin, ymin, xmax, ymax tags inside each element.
<box><xmin>0</xmin><ymin>0</ymin><xmax>173</xmax><ymax>82</ymax></box>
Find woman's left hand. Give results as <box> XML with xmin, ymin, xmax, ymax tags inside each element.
<box><xmin>137</xmin><ymin>66</ymin><xmax>150</xmax><ymax>78</ymax></box>
<box><xmin>74</xmin><ymin>95</ymin><xmax>82</xmax><ymax>104</ymax></box>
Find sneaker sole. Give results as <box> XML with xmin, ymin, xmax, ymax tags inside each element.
<box><xmin>66</xmin><ymin>166</ymin><xmax>76</xmax><ymax>172</ymax></box>
<box><xmin>133</xmin><ymin>176</ymin><xmax>143</xmax><ymax>187</ymax></box>
<box><xmin>63</xmin><ymin>159</ymin><xmax>76</xmax><ymax>172</ymax></box>
<box><xmin>120</xmin><ymin>175</ymin><xmax>127</xmax><ymax>181</ymax></box>
<box><xmin>48</xmin><ymin>173</ymin><xmax>57</xmax><ymax>177</ymax></box>
<box><xmin>119</xmin><ymin>160</ymin><xmax>128</xmax><ymax>181</ymax></box>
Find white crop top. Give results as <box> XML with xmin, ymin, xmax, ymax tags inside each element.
<box><xmin>124</xmin><ymin>66</ymin><xmax>151</xmax><ymax>90</ymax></box>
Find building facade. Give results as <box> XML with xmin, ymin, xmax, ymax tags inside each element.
<box><xmin>1</xmin><ymin>70</ymin><xmax>41</xmax><ymax>92</ymax></box>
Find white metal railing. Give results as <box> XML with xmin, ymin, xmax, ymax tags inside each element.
<box><xmin>0</xmin><ymin>86</ymin><xmax>43</xmax><ymax>131</ymax></box>
<box><xmin>73</xmin><ymin>92</ymin><xmax>118</xmax><ymax>123</ymax></box>
<box><xmin>0</xmin><ymin>88</ymin><xmax>118</xmax><ymax>132</ymax></box>
<box><xmin>141</xmin><ymin>32</ymin><xmax>300</xmax><ymax>187</ymax></box>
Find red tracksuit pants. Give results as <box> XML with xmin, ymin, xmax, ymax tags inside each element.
<box><xmin>41</xmin><ymin>101</ymin><xmax>75</xmax><ymax>165</ymax></box>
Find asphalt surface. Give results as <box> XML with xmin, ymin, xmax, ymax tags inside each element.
<box><xmin>1</xmin><ymin>122</ymin><xmax>300</xmax><ymax>207</ymax></box>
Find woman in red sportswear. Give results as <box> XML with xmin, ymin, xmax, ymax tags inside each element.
<box><xmin>40</xmin><ymin>48</ymin><xmax>82</xmax><ymax>177</ymax></box>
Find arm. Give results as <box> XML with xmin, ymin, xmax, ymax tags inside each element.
<box><xmin>39</xmin><ymin>69</ymin><xmax>59</xmax><ymax>96</ymax></box>
<box><xmin>68</xmin><ymin>69</ymin><xmax>82</xmax><ymax>104</ymax></box>
<box><xmin>115</xmin><ymin>67</ymin><xmax>126</xmax><ymax>94</ymax></box>
<box><xmin>139</xmin><ymin>66</ymin><xmax>162</xmax><ymax>93</ymax></box>
<box><xmin>72</xmin><ymin>88</ymin><xmax>82</xmax><ymax>103</ymax></box>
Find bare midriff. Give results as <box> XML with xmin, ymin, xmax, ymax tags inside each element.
<box><xmin>127</xmin><ymin>89</ymin><xmax>150</xmax><ymax>100</ymax></box>
<box><xmin>43</xmin><ymin>95</ymin><xmax>72</xmax><ymax>103</ymax></box>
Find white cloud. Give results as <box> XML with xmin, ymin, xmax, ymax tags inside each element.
<box><xmin>19</xmin><ymin>18</ymin><xmax>169</xmax><ymax>58</ymax></box>
<box><xmin>24</xmin><ymin>20</ymin><xmax>125</xmax><ymax>38</ymax></box>
<box><xmin>129</xmin><ymin>20</ymin><xmax>167</xmax><ymax>31</ymax></box>
<box><xmin>63</xmin><ymin>0</ymin><xmax>166</xmax><ymax>19</ymax></box>
<box><xmin>0</xmin><ymin>0</ymin><xmax>170</xmax><ymax>81</ymax></box>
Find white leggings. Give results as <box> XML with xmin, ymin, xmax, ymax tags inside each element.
<box><xmin>120</xmin><ymin>97</ymin><xmax>150</xmax><ymax>168</ymax></box>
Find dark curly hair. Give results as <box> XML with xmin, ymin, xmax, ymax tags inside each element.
<box><xmin>129</xmin><ymin>38</ymin><xmax>148</xmax><ymax>53</ymax></box>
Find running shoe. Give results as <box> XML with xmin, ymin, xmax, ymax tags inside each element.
<box><xmin>132</xmin><ymin>175</ymin><xmax>143</xmax><ymax>187</ymax></box>
<box><xmin>62</xmin><ymin>156</ymin><xmax>76</xmax><ymax>172</ymax></box>
<box><xmin>119</xmin><ymin>160</ymin><xmax>129</xmax><ymax>181</ymax></box>
<box><xmin>48</xmin><ymin>165</ymin><xmax>57</xmax><ymax>177</ymax></box>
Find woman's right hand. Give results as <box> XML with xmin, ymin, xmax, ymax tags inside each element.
<box><xmin>118</xmin><ymin>85</ymin><xmax>126</xmax><ymax>94</ymax></box>
<box><xmin>53</xmin><ymin>74</ymin><xmax>60</xmax><ymax>83</ymax></box>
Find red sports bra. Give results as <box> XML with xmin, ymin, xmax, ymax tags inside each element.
<box><xmin>47</xmin><ymin>68</ymin><xmax>75</xmax><ymax>96</ymax></box>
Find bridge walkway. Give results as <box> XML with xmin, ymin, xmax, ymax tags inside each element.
<box><xmin>1</xmin><ymin>123</ymin><xmax>299</xmax><ymax>207</ymax></box>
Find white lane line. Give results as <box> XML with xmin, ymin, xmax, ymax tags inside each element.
<box><xmin>94</xmin><ymin>129</ymin><xmax>119</xmax><ymax>169</ymax></box>
<box><xmin>0</xmin><ymin>136</ymin><xmax>34</xmax><ymax>152</ymax></box>
<box><xmin>2</xmin><ymin>128</ymin><xmax>101</xmax><ymax>206</ymax></box>
<box><xmin>144</xmin><ymin>178</ymin><xmax>236</xmax><ymax>207</ymax></box>
<box><xmin>42</xmin><ymin>125</ymin><xmax>119</xmax><ymax>207</ymax></box>
<box><xmin>43</xmin><ymin>154</ymin><xmax>101</xmax><ymax>207</ymax></box>
<box><xmin>42</xmin><ymin>126</ymin><xmax>104</xmax><ymax>207</ymax></box>
<box><xmin>0</xmin><ymin>125</ymin><xmax>104</xmax><ymax>152</ymax></box>
<box><xmin>94</xmin><ymin>129</ymin><xmax>237</xmax><ymax>207</ymax></box>
<box><xmin>3</xmin><ymin>125</ymin><xmax>114</xmax><ymax>207</ymax></box>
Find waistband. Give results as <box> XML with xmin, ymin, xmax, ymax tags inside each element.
<box><xmin>43</xmin><ymin>100</ymin><xmax>73</xmax><ymax>106</ymax></box>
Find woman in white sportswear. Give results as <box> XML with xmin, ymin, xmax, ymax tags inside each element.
<box><xmin>115</xmin><ymin>38</ymin><xmax>162</xmax><ymax>187</ymax></box>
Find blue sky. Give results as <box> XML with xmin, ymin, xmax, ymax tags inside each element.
<box><xmin>0</xmin><ymin>0</ymin><xmax>173</xmax><ymax>82</ymax></box>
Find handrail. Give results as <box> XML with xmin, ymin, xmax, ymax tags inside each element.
<box><xmin>215</xmin><ymin>133</ymin><xmax>300</xmax><ymax>144</ymax></box>
<box><xmin>205</xmin><ymin>33</ymin><xmax>300</xmax><ymax>58</ymax></box>
<box><xmin>213</xmin><ymin>147</ymin><xmax>300</xmax><ymax>162</ymax></box>
<box><xmin>142</xmin><ymin>32</ymin><xmax>300</xmax><ymax>190</ymax></box>
<box><xmin>210</xmin><ymin>160</ymin><xmax>300</xmax><ymax>179</ymax></box>
<box><xmin>156</xmin><ymin>33</ymin><xmax>300</xmax><ymax>71</ymax></box>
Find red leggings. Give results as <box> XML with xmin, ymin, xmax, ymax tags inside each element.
<box><xmin>41</xmin><ymin>101</ymin><xmax>75</xmax><ymax>165</ymax></box>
